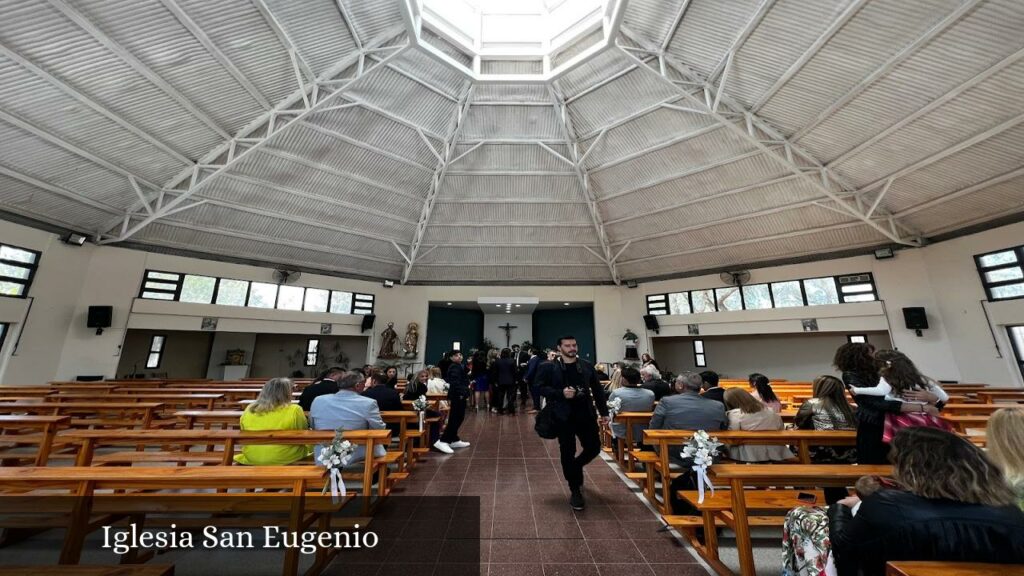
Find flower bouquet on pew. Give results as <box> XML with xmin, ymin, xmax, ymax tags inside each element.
<box><xmin>317</xmin><ymin>431</ymin><xmax>354</xmax><ymax>503</ymax></box>
<box><xmin>606</xmin><ymin>397</ymin><xmax>622</xmax><ymax>426</ymax></box>
<box><xmin>680</xmin><ymin>430</ymin><xmax>724</xmax><ymax>504</ymax></box>
<box><xmin>411</xmin><ymin>395</ymin><xmax>429</xmax><ymax>431</ymax></box>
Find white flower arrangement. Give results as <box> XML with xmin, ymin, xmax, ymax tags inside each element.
<box><xmin>318</xmin><ymin>431</ymin><xmax>354</xmax><ymax>503</ymax></box>
<box><xmin>411</xmin><ymin>395</ymin><xmax>429</xmax><ymax>412</ymax></box>
<box><xmin>442</xmin><ymin>382</ymin><xmax>450</xmax><ymax>393</ymax></box>
<box><xmin>679</xmin><ymin>430</ymin><xmax>723</xmax><ymax>503</ymax></box>
<box><xmin>606</xmin><ymin>397</ymin><xmax>622</xmax><ymax>427</ymax></box>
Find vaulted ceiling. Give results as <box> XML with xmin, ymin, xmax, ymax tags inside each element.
<box><xmin>1</xmin><ymin>0</ymin><xmax>1022</xmax><ymax>284</ymax></box>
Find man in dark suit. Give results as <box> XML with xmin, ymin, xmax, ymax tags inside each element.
<box><xmin>298</xmin><ymin>367</ymin><xmax>344</xmax><ymax>411</ymax></box>
<box><xmin>513</xmin><ymin>344</ymin><xmax>530</xmax><ymax>409</ymax></box>
<box><xmin>362</xmin><ymin>371</ymin><xmax>403</xmax><ymax>437</ymax></box>
<box><xmin>699</xmin><ymin>370</ymin><xmax>725</xmax><ymax>404</ymax></box>
<box><xmin>536</xmin><ymin>335</ymin><xmax>609</xmax><ymax>510</ymax></box>
<box><xmin>640</xmin><ymin>365</ymin><xmax>672</xmax><ymax>400</ymax></box>
<box><xmin>435</xmin><ymin>350</ymin><xmax>471</xmax><ymax>454</ymax></box>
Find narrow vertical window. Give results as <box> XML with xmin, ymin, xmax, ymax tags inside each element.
<box><xmin>146</xmin><ymin>335</ymin><xmax>166</xmax><ymax>369</ymax></box>
<box><xmin>305</xmin><ymin>338</ymin><xmax>320</xmax><ymax>366</ymax></box>
<box><xmin>693</xmin><ymin>339</ymin><xmax>706</xmax><ymax>368</ymax></box>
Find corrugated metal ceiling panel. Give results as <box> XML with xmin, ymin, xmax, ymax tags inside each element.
<box><xmin>665</xmin><ymin>0</ymin><xmax>764</xmax><ymax>76</ymax></box>
<box><xmin>462</xmin><ymin>104</ymin><xmax>562</xmax><ymax>141</ymax></box>
<box><xmin>261</xmin><ymin>0</ymin><xmax>356</xmax><ymax>76</ymax></box>
<box><xmin>421</xmin><ymin>225</ymin><xmax>599</xmax><ymax>246</ymax></box>
<box><xmin>440</xmin><ymin>175</ymin><xmax>582</xmax><ymax>202</ymax></box>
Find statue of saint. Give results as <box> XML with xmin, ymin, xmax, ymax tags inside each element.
<box><xmin>403</xmin><ymin>322</ymin><xmax>419</xmax><ymax>358</ymax></box>
<box><xmin>378</xmin><ymin>322</ymin><xmax>399</xmax><ymax>359</ymax></box>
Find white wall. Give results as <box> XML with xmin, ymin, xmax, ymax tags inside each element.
<box><xmin>205</xmin><ymin>332</ymin><xmax>257</xmax><ymax>379</ymax></box>
<box><xmin>483</xmin><ymin>313</ymin><xmax>532</xmax><ymax>350</ymax></box>
<box><xmin>3</xmin><ymin>218</ymin><xmax>1024</xmax><ymax>386</ymax></box>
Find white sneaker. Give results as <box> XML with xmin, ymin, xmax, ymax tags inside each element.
<box><xmin>433</xmin><ymin>440</ymin><xmax>454</xmax><ymax>454</ymax></box>
<box><xmin>450</xmin><ymin>441</ymin><xmax>471</xmax><ymax>449</ymax></box>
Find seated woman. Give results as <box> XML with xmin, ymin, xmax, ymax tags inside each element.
<box><xmin>795</xmin><ymin>375</ymin><xmax>857</xmax><ymax>504</ymax></box>
<box><xmin>234</xmin><ymin>377</ymin><xmax>308</xmax><ymax>466</ymax></box>
<box><xmin>783</xmin><ymin>427</ymin><xmax>1024</xmax><ymax>576</ymax></box>
<box><xmin>403</xmin><ymin>369</ymin><xmax>430</xmax><ymax>400</ymax></box>
<box><xmin>987</xmin><ymin>407</ymin><xmax>1024</xmax><ymax>509</ymax></box>
<box><xmin>724</xmin><ymin>388</ymin><xmax>794</xmax><ymax>462</ymax></box>
<box><xmin>749</xmin><ymin>373</ymin><xmax>783</xmax><ymax>412</ymax></box>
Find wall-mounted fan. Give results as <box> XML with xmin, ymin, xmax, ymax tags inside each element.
<box><xmin>272</xmin><ymin>269</ymin><xmax>302</xmax><ymax>284</ymax></box>
<box><xmin>719</xmin><ymin>270</ymin><xmax>751</xmax><ymax>287</ymax></box>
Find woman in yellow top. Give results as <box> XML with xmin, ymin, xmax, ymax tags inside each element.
<box><xmin>234</xmin><ymin>377</ymin><xmax>309</xmax><ymax>465</ymax></box>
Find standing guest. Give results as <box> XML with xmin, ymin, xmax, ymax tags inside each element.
<box><xmin>749</xmin><ymin>373</ymin><xmax>783</xmax><ymax>412</ymax></box>
<box><xmin>649</xmin><ymin>373</ymin><xmax>727</xmax><ymax>517</ymax></box>
<box><xmin>833</xmin><ymin>343</ymin><xmax>940</xmax><ymax>465</ymax></box>
<box><xmin>641</xmin><ymin>353</ymin><xmax>659</xmax><ymax>370</ymax></box>
<box><xmin>235</xmin><ymin>378</ymin><xmax>308</xmax><ymax>466</ymax></box>
<box><xmin>607</xmin><ymin>367</ymin><xmax>654</xmax><ymax>456</ymax></box>
<box><xmin>595</xmin><ymin>363</ymin><xmax>610</xmax><ymax>381</ymax></box>
<box><xmin>469</xmin><ymin>349</ymin><xmax>489</xmax><ymax>411</ymax></box>
<box><xmin>605</xmin><ymin>368</ymin><xmax>623</xmax><ymax>392</ymax></box>
<box><xmin>309</xmin><ymin>372</ymin><xmax>386</xmax><ymax>465</ymax></box>
<box><xmin>438</xmin><ymin>353</ymin><xmax>452</xmax><ymax>379</ymax></box>
<box><xmin>640</xmin><ymin>365</ymin><xmax>672</xmax><ymax>401</ymax></box>
<box><xmin>383</xmin><ymin>366</ymin><xmax>399</xmax><ymax>389</ymax></box>
<box><xmin>491</xmin><ymin>348</ymin><xmax>518</xmax><ymax>415</ymax></box>
<box><xmin>723</xmin><ymin>388</ymin><xmax>794</xmax><ymax>462</ymax></box>
<box><xmin>513</xmin><ymin>344</ymin><xmax>531</xmax><ymax>409</ymax></box>
<box><xmin>987</xmin><ymin>408</ymin><xmax>1024</xmax><ymax>509</ymax></box>
<box><xmin>435</xmin><ymin>350</ymin><xmax>471</xmax><ymax>454</ymax></box>
<box><xmin>536</xmin><ymin>335</ymin><xmax>609</xmax><ymax>511</ymax></box>
<box><xmin>523</xmin><ymin>348</ymin><xmax>544</xmax><ymax>414</ymax></box>
<box><xmin>699</xmin><ymin>370</ymin><xmax>724</xmax><ymax>404</ymax></box>
<box><xmin>298</xmin><ymin>367</ymin><xmax>344</xmax><ymax>411</ymax></box>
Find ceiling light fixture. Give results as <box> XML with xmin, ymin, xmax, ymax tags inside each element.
<box><xmin>62</xmin><ymin>232</ymin><xmax>88</xmax><ymax>246</ymax></box>
<box><xmin>563</xmin><ymin>302</ymin><xmax>570</xmax><ymax>306</ymax></box>
<box><xmin>446</xmin><ymin>302</ymin><xmax>453</xmax><ymax>306</ymax></box>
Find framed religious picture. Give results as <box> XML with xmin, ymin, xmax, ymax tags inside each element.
<box><xmin>801</xmin><ymin>318</ymin><xmax>819</xmax><ymax>332</ymax></box>
<box><xmin>320</xmin><ymin>323</ymin><xmax>332</xmax><ymax>335</ymax></box>
<box><xmin>200</xmin><ymin>317</ymin><xmax>218</xmax><ymax>331</ymax></box>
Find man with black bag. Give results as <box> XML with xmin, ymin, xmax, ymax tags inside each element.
<box><xmin>535</xmin><ymin>335</ymin><xmax>608</xmax><ymax>510</ymax></box>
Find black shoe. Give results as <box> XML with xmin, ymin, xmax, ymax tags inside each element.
<box><xmin>569</xmin><ymin>489</ymin><xmax>585</xmax><ymax>511</ymax></box>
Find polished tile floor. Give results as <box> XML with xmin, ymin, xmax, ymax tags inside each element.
<box><xmin>367</xmin><ymin>408</ymin><xmax>712</xmax><ymax>576</ymax></box>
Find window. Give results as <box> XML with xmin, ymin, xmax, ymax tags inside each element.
<box><xmin>330</xmin><ymin>291</ymin><xmax>353</xmax><ymax>314</ymax></box>
<box><xmin>693</xmin><ymin>339</ymin><xmax>706</xmax><ymax>367</ymax></box>
<box><xmin>139</xmin><ymin>270</ymin><xmax>181</xmax><ymax>300</ymax></box>
<box><xmin>976</xmin><ymin>247</ymin><xmax>1024</xmax><ymax>302</ymax></box>
<box><xmin>215</xmin><ymin>278</ymin><xmax>249</xmax><ymax>306</ymax></box>
<box><xmin>836</xmin><ymin>273</ymin><xmax>878</xmax><ymax>303</ymax></box>
<box><xmin>847</xmin><ymin>334</ymin><xmax>867</xmax><ymax>344</ymax></box>
<box><xmin>304</xmin><ymin>288</ymin><xmax>329</xmax><ymax>312</ymax></box>
<box><xmin>1008</xmin><ymin>327</ymin><xmax>1024</xmax><ymax>380</ymax></box>
<box><xmin>646</xmin><ymin>294</ymin><xmax>668</xmax><ymax>315</ymax></box>
<box><xmin>0</xmin><ymin>243</ymin><xmax>40</xmax><ymax>298</ymax></box>
<box><xmin>276</xmin><ymin>285</ymin><xmax>304</xmax><ymax>311</ymax></box>
<box><xmin>668</xmin><ymin>292</ymin><xmax>690</xmax><ymax>315</ymax></box>
<box><xmin>247</xmin><ymin>282</ymin><xmax>277</xmax><ymax>308</ymax></box>
<box><xmin>146</xmin><ymin>335</ymin><xmax>166</xmax><ymax>369</ymax></box>
<box><xmin>352</xmin><ymin>293</ymin><xmax>375</xmax><ymax>315</ymax></box>
<box><xmin>691</xmin><ymin>289</ymin><xmax>716</xmax><ymax>313</ymax></box>
<box><xmin>803</xmin><ymin>277</ymin><xmax>840</xmax><ymax>306</ymax></box>
<box><xmin>305</xmin><ymin>338</ymin><xmax>319</xmax><ymax>366</ymax></box>
<box><xmin>742</xmin><ymin>284</ymin><xmax>772</xmax><ymax>310</ymax></box>
<box><xmin>715</xmin><ymin>287</ymin><xmax>742</xmax><ymax>311</ymax></box>
<box><xmin>181</xmin><ymin>275</ymin><xmax>216</xmax><ymax>304</ymax></box>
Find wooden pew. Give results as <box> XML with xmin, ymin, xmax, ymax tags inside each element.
<box><xmin>942</xmin><ymin>414</ymin><xmax>992</xmax><ymax>433</ymax></box>
<box><xmin>46</xmin><ymin>393</ymin><xmax>223</xmax><ymax>411</ymax></box>
<box><xmin>0</xmin><ymin>466</ymin><xmax>333</xmax><ymax>576</ymax></box>
<box><xmin>886</xmin><ymin>561</ymin><xmax>1018</xmax><ymax>576</ymax></box>
<box><xmin>0</xmin><ymin>402</ymin><xmax>165</xmax><ymax>429</ymax></box>
<box><xmin>713</xmin><ymin>464</ymin><xmax>891</xmax><ymax>576</ymax></box>
<box><xmin>975</xmin><ymin>390</ymin><xmax>1024</xmax><ymax>404</ymax></box>
<box><xmin>0</xmin><ymin>415</ymin><xmax>70</xmax><ymax>465</ymax></box>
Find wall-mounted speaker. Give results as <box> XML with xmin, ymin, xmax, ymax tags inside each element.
<box><xmin>87</xmin><ymin>305</ymin><xmax>112</xmax><ymax>335</ymax></box>
<box><xmin>902</xmin><ymin>307</ymin><xmax>928</xmax><ymax>336</ymax></box>
<box><xmin>360</xmin><ymin>314</ymin><xmax>376</xmax><ymax>332</ymax></box>
<box><xmin>643</xmin><ymin>314</ymin><xmax>660</xmax><ymax>334</ymax></box>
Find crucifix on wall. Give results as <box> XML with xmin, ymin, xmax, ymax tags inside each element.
<box><xmin>499</xmin><ymin>322</ymin><xmax>518</xmax><ymax>349</ymax></box>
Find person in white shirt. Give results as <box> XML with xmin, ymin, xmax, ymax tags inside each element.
<box><xmin>849</xmin><ymin>351</ymin><xmax>949</xmax><ymax>409</ymax></box>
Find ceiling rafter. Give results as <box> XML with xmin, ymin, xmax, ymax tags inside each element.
<box><xmin>549</xmin><ymin>83</ymin><xmax>621</xmax><ymax>284</ymax></box>
<box><xmin>596</xmin><ymin>148</ymin><xmax>770</xmax><ymax>203</ymax></box>
<box><xmin>401</xmin><ymin>83</ymin><xmax>476</xmax><ymax>284</ymax></box>
<box><xmin>249</xmin><ymin>0</ymin><xmax>317</xmax><ymax>82</ymax></box>
<box><xmin>617</xmin><ymin>27</ymin><xmax>921</xmax><ymax>249</ymax></box>
<box><xmin>45</xmin><ymin>0</ymin><xmax>231</xmax><ymax>139</ymax></box>
<box><xmin>705</xmin><ymin>0</ymin><xmax>776</xmax><ymax>84</ymax></box>
<box><xmin>0</xmin><ymin>164</ymin><xmax>124</xmax><ymax>216</ymax></box>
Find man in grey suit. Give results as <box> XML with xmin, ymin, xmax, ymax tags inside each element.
<box><xmin>309</xmin><ymin>371</ymin><xmax>387</xmax><ymax>465</ymax></box>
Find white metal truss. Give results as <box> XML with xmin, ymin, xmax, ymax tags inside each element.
<box><xmin>704</xmin><ymin>0</ymin><xmax>776</xmax><ymax>84</ymax></box>
<box><xmin>617</xmin><ymin>27</ymin><xmax>922</xmax><ymax>248</ymax></box>
<box><xmin>549</xmin><ymin>83</ymin><xmax>622</xmax><ymax>284</ymax></box>
<box><xmin>398</xmin><ymin>83</ymin><xmax>475</xmax><ymax>284</ymax></box>
<box><xmin>95</xmin><ymin>31</ymin><xmax>407</xmax><ymax>243</ymax></box>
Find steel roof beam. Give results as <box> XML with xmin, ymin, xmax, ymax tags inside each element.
<box><xmin>661</xmin><ymin>0</ymin><xmax>692</xmax><ymax>52</ymax></box>
<box><xmin>705</xmin><ymin>0</ymin><xmax>776</xmax><ymax>84</ymax></box>
<box><xmin>250</xmin><ymin>0</ymin><xmax>317</xmax><ymax>82</ymax></box>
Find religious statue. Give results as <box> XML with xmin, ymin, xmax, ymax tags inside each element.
<box><xmin>378</xmin><ymin>322</ymin><xmax>399</xmax><ymax>359</ymax></box>
<box><xmin>402</xmin><ymin>322</ymin><xmax>419</xmax><ymax>358</ymax></box>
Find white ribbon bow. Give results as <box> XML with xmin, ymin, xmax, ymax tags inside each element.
<box><xmin>692</xmin><ymin>463</ymin><xmax>714</xmax><ymax>504</ymax></box>
<box><xmin>418</xmin><ymin>411</ymin><xmax>425</xmax><ymax>432</ymax></box>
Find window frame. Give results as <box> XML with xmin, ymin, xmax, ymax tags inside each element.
<box><xmin>0</xmin><ymin>322</ymin><xmax>8</xmax><ymax>352</ymax></box>
<box><xmin>145</xmin><ymin>334</ymin><xmax>166</xmax><ymax>369</ymax></box>
<box><xmin>646</xmin><ymin>293</ymin><xmax>668</xmax><ymax>316</ymax></box>
<box><xmin>0</xmin><ymin>242</ymin><xmax>41</xmax><ymax>299</ymax></box>
<box><xmin>305</xmin><ymin>338</ymin><xmax>320</xmax><ymax>367</ymax></box>
<box><xmin>693</xmin><ymin>339</ymin><xmax>706</xmax><ymax>368</ymax></box>
<box><xmin>976</xmin><ymin>246</ymin><xmax>1024</xmax><ymax>302</ymax></box>
<box><xmin>138</xmin><ymin>270</ymin><xmax>183</xmax><ymax>301</ymax></box>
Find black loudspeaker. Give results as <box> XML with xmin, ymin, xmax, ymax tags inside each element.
<box><xmin>87</xmin><ymin>306</ymin><xmax>112</xmax><ymax>328</ymax></box>
<box><xmin>643</xmin><ymin>314</ymin><xmax>660</xmax><ymax>334</ymax></box>
<box><xmin>360</xmin><ymin>314</ymin><xmax>376</xmax><ymax>332</ymax></box>
<box><xmin>902</xmin><ymin>307</ymin><xmax>928</xmax><ymax>330</ymax></box>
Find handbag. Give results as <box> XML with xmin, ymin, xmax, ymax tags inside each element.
<box><xmin>534</xmin><ymin>403</ymin><xmax>561</xmax><ymax>439</ymax></box>
<box><xmin>882</xmin><ymin>410</ymin><xmax>953</xmax><ymax>443</ymax></box>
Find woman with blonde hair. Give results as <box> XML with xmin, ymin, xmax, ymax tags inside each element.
<box><xmin>724</xmin><ymin>388</ymin><xmax>794</xmax><ymax>462</ymax></box>
<box><xmin>987</xmin><ymin>408</ymin><xmax>1024</xmax><ymax>509</ymax></box>
<box><xmin>235</xmin><ymin>377</ymin><xmax>308</xmax><ymax>465</ymax></box>
<box><xmin>605</xmin><ymin>368</ymin><xmax>623</xmax><ymax>392</ymax></box>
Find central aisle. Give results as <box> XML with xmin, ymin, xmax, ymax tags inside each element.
<box><xmin>350</xmin><ymin>409</ymin><xmax>711</xmax><ymax>576</ymax></box>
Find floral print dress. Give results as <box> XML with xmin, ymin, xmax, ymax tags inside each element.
<box><xmin>782</xmin><ymin>506</ymin><xmax>837</xmax><ymax>576</ymax></box>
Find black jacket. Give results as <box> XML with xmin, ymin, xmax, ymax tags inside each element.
<box><xmin>298</xmin><ymin>378</ymin><xmax>338</xmax><ymax>412</ymax></box>
<box><xmin>643</xmin><ymin>378</ymin><xmax>672</xmax><ymax>401</ymax></box>
<box><xmin>842</xmin><ymin>370</ymin><xmax>901</xmax><ymax>426</ymax></box>
<box><xmin>362</xmin><ymin>385</ymin><xmax>402</xmax><ymax>412</ymax></box>
<box><xmin>829</xmin><ymin>489</ymin><xmax>1024</xmax><ymax>576</ymax></box>
<box><xmin>701</xmin><ymin>386</ymin><xmax>725</xmax><ymax>404</ymax></box>
<box><xmin>446</xmin><ymin>362</ymin><xmax>471</xmax><ymax>400</ymax></box>
<box><xmin>402</xmin><ymin>381</ymin><xmax>427</xmax><ymax>401</ymax></box>
<box><xmin>491</xmin><ymin>357</ymin><xmax>517</xmax><ymax>387</ymax></box>
<box><xmin>536</xmin><ymin>358</ymin><xmax>608</xmax><ymax>420</ymax></box>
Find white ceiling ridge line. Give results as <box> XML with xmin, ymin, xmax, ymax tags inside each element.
<box><xmin>549</xmin><ymin>82</ymin><xmax>620</xmax><ymax>284</ymax></box>
<box><xmin>401</xmin><ymin>83</ymin><xmax>476</xmax><ymax>285</ymax></box>
<box><xmin>616</xmin><ymin>27</ymin><xmax>922</xmax><ymax>249</ymax></box>
<box><xmin>96</xmin><ymin>31</ymin><xmax>412</xmax><ymax>245</ymax></box>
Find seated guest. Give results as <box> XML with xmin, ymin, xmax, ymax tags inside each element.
<box><xmin>641</xmin><ymin>353</ymin><xmax>659</xmax><ymax>370</ymax></box>
<box><xmin>650</xmin><ymin>372</ymin><xmax>727</xmax><ymax>517</ymax></box>
<box><xmin>298</xmin><ymin>367</ymin><xmax>344</xmax><ymax>411</ymax></box>
<box><xmin>987</xmin><ymin>408</ymin><xmax>1024</xmax><ymax>509</ymax></box>
<box><xmin>795</xmin><ymin>375</ymin><xmax>857</xmax><ymax>504</ymax></box>
<box><xmin>309</xmin><ymin>372</ymin><xmax>387</xmax><ymax>465</ymax></box>
<box><xmin>640</xmin><ymin>365</ymin><xmax>672</xmax><ymax>401</ymax></box>
<box><xmin>383</xmin><ymin>366</ymin><xmax>399</xmax><ymax>389</ymax></box>
<box><xmin>235</xmin><ymin>378</ymin><xmax>308</xmax><ymax>466</ymax></box>
<box><xmin>403</xmin><ymin>369</ymin><xmax>430</xmax><ymax>401</ymax></box>
<box><xmin>595</xmin><ymin>363</ymin><xmax>610</xmax><ymax>381</ymax></box>
<box><xmin>828</xmin><ymin>428</ymin><xmax>1024</xmax><ymax>575</ymax></box>
<box><xmin>605</xmin><ymin>368</ymin><xmax>623</xmax><ymax>392</ymax></box>
<box><xmin>749</xmin><ymin>373</ymin><xmax>783</xmax><ymax>412</ymax></box>
<box><xmin>723</xmin><ymin>388</ymin><xmax>794</xmax><ymax>462</ymax></box>
<box><xmin>699</xmin><ymin>370</ymin><xmax>724</xmax><ymax>404</ymax></box>
<box><xmin>608</xmin><ymin>367</ymin><xmax>655</xmax><ymax>454</ymax></box>
<box><xmin>364</xmin><ymin>371</ymin><xmax>403</xmax><ymax>437</ymax></box>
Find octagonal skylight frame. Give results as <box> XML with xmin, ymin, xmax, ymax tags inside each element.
<box><xmin>398</xmin><ymin>0</ymin><xmax>628</xmax><ymax>84</ymax></box>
